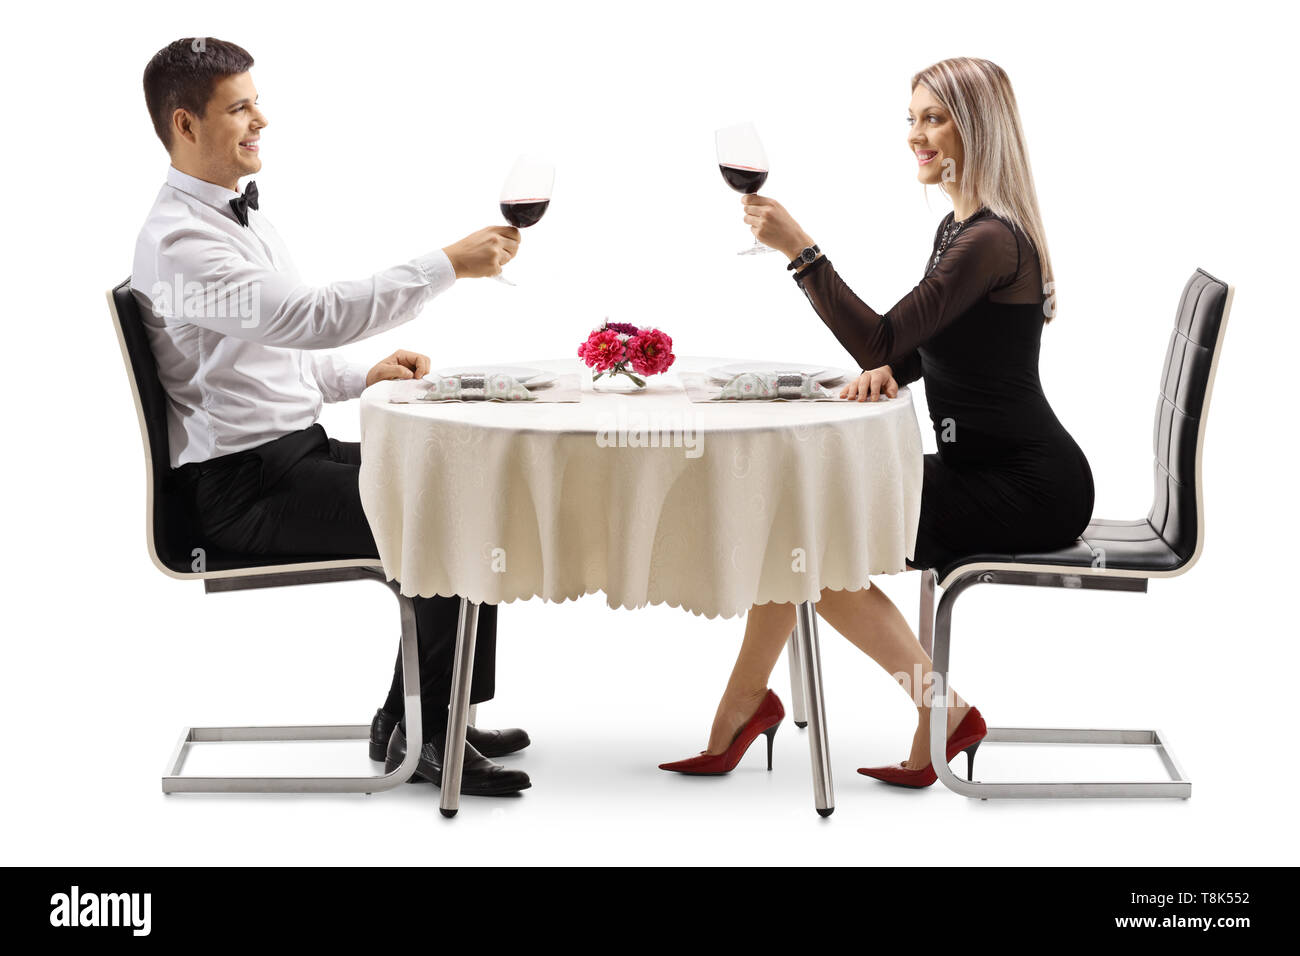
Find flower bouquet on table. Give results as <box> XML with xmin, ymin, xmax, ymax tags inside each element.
<box><xmin>577</xmin><ymin>319</ymin><xmax>676</xmax><ymax>390</ymax></box>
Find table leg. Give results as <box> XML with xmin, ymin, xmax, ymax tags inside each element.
<box><xmin>793</xmin><ymin>601</ymin><xmax>834</xmax><ymax>817</ymax></box>
<box><xmin>439</xmin><ymin>598</ymin><xmax>480</xmax><ymax>818</ymax></box>
<box><xmin>786</xmin><ymin>630</ymin><xmax>808</xmax><ymax>728</ymax></box>
<box><xmin>918</xmin><ymin>569</ymin><xmax>936</xmax><ymax>658</ymax></box>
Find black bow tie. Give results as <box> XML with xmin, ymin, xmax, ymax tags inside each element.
<box><xmin>229</xmin><ymin>181</ymin><xmax>259</xmax><ymax>227</ymax></box>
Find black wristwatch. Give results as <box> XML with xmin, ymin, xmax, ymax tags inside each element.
<box><xmin>786</xmin><ymin>244</ymin><xmax>821</xmax><ymax>270</ymax></box>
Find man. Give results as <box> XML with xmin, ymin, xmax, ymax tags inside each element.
<box><xmin>132</xmin><ymin>37</ymin><xmax>529</xmax><ymax>796</ymax></box>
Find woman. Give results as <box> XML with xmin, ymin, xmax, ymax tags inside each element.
<box><xmin>659</xmin><ymin>57</ymin><xmax>1094</xmax><ymax>787</ymax></box>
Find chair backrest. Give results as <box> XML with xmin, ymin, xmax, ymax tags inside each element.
<box><xmin>107</xmin><ymin>278</ymin><xmax>199</xmax><ymax>575</ymax></box>
<box><xmin>1148</xmin><ymin>268</ymin><xmax>1234</xmax><ymax>570</ymax></box>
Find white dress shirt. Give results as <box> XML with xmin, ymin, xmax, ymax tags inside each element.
<box><xmin>131</xmin><ymin>166</ymin><xmax>456</xmax><ymax>467</ymax></box>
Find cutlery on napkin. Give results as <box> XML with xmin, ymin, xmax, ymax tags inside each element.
<box><xmin>391</xmin><ymin>372</ymin><xmax>537</xmax><ymax>402</ymax></box>
<box><xmin>716</xmin><ymin>371</ymin><xmax>830</xmax><ymax>400</ymax></box>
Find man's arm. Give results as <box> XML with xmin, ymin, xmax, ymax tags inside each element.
<box><xmin>306</xmin><ymin>349</ymin><xmax>433</xmax><ymax>401</ymax></box>
<box><xmin>306</xmin><ymin>352</ymin><xmax>370</xmax><ymax>402</ymax></box>
<box><xmin>148</xmin><ymin>223</ymin><xmax>455</xmax><ymax>349</ymax></box>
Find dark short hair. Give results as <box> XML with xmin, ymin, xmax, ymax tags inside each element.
<box><xmin>143</xmin><ymin>38</ymin><xmax>254</xmax><ymax>151</ymax></box>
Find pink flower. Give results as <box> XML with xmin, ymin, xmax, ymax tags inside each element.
<box><xmin>625</xmin><ymin>328</ymin><xmax>675</xmax><ymax>376</ymax></box>
<box><xmin>578</xmin><ymin>329</ymin><xmax>626</xmax><ymax>372</ymax></box>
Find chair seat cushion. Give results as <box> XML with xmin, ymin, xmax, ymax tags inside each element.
<box><xmin>933</xmin><ymin>518</ymin><xmax>1185</xmax><ymax>582</ymax></box>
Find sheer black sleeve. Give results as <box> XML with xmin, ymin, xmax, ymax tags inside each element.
<box><xmin>882</xmin><ymin>216</ymin><xmax>957</xmax><ymax>387</ymax></box>
<box><xmin>793</xmin><ymin>217</ymin><xmax>1021</xmax><ymax>373</ymax></box>
<box><xmin>890</xmin><ymin>349</ymin><xmax>923</xmax><ymax>387</ymax></box>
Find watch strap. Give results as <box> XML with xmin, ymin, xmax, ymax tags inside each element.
<box><xmin>786</xmin><ymin>244</ymin><xmax>821</xmax><ymax>270</ymax></box>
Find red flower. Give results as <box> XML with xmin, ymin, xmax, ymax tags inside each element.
<box><xmin>578</xmin><ymin>329</ymin><xmax>626</xmax><ymax>372</ymax></box>
<box><xmin>625</xmin><ymin>328</ymin><xmax>675</xmax><ymax>376</ymax></box>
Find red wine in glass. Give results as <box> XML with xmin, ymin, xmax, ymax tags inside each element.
<box><xmin>500</xmin><ymin>199</ymin><xmax>550</xmax><ymax>228</ymax></box>
<box><xmin>715</xmin><ymin>122</ymin><xmax>775</xmax><ymax>255</ymax></box>
<box><xmin>494</xmin><ymin>156</ymin><xmax>555</xmax><ymax>285</ymax></box>
<box><xmin>718</xmin><ymin>164</ymin><xmax>769</xmax><ymax>194</ymax></box>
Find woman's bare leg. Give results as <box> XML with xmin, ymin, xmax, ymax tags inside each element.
<box><xmin>813</xmin><ymin>584</ymin><xmax>970</xmax><ymax>768</ymax></box>
<box><xmin>704</xmin><ymin>601</ymin><xmax>796</xmax><ymax>753</ymax></box>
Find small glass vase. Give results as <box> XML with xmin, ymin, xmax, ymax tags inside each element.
<box><xmin>591</xmin><ymin>366</ymin><xmax>647</xmax><ymax>392</ymax></box>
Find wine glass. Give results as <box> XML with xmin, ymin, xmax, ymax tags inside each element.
<box><xmin>715</xmin><ymin>122</ymin><xmax>774</xmax><ymax>256</ymax></box>
<box><xmin>495</xmin><ymin>154</ymin><xmax>555</xmax><ymax>286</ymax></box>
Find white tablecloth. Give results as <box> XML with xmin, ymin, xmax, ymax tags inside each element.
<box><xmin>358</xmin><ymin>357</ymin><xmax>923</xmax><ymax>619</ymax></box>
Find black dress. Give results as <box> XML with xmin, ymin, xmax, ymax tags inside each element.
<box><xmin>793</xmin><ymin>206</ymin><xmax>1094</xmax><ymax>571</ymax></box>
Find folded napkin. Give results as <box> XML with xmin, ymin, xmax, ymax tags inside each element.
<box><xmin>717</xmin><ymin>371</ymin><xmax>828</xmax><ymax>400</ymax></box>
<box><xmin>392</xmin><ymin>373</ymin><xmax>536</xmax><ymax>403</ymax></box>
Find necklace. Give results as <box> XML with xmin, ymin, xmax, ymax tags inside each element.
<box><xmin>928</xmin><ymin>218</ymin><xmax>964</xmax><ymax>275</ymax></box>
<box><xmin>927</xmin><ymin>209</ymin><xmax>980</xmax><ymax>276</ymax></box>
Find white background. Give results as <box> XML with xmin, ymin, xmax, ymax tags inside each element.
<box><xmin>1</xmin><ymin>0</ymin><xmax>1295</xmax><ymax>865</ymax></box>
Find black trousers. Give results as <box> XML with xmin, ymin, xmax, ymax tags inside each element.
<box><xmin>177</xmin><ymin>423</ymin><xmax>495</xmax><ymax>740</ymax></box>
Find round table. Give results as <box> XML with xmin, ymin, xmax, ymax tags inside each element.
<box><xmin>358</xmin><ymin>356</ymin><xmax>924</xmax><ymax>815</ymax></box>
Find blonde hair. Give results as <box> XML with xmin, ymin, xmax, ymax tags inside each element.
<box><xmin>911</xmin><ymin>57</ymin><xmax>1056</xmax><ymax>321</ymax></box>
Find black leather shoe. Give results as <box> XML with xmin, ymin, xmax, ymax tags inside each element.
<box><xmin>369</xmin><ymin>708</ymin><xmax>530</xmax><ymax>761</ymax></box>
<box><xmin>369</xmin><ymin>709</ymin><xmax>394</xmax><ymax>762</ymax></box>
<box><xmin>466</xmin><ymin>725</ymin><xmax>531</xmax><ymax>758</ymax></box>
<box><xmin>385</xmin><ymin>724</ymin><xmax>531</xmax><ymax>795</ymax></box>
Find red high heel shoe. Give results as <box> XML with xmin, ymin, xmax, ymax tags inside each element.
<box><xmin>857</xmin><ymin>706</ymin><xmax>987</xmax><ymax>788</ymax></box>
<box><xmin>658</xmin><ymin>689</ymin><xmax>785</xmax><ymax>775</ymax></box>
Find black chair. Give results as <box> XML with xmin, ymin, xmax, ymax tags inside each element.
<box><xmin>913</xmin><ymin>267</ymin><xmax>1233</xmax><ymax>798</ymax></box>
<box><xmin>107</xmin><ymin>278</ymin><xmax>426</xmax><ymax>796</ymax></box>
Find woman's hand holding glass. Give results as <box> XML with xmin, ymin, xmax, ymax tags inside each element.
<box><xmin>840</xmin><ymin>366</ymin><xmax>899</xmax><ymax>402</ymax></box>
<box><xmin>741</xmin><ymin>194</ymin><xmax>816</xmax><ymax>261</ymax></box>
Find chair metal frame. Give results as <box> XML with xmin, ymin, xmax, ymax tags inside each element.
<box><xmin>165</xmin><ymin>569</ymin><xmax>426</xmax><ymax>794</ymax></box>
<box><xmin>919</xmin><ymin>278</ymin><xmax>1234</xmax><ymax>799</ymax></box>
